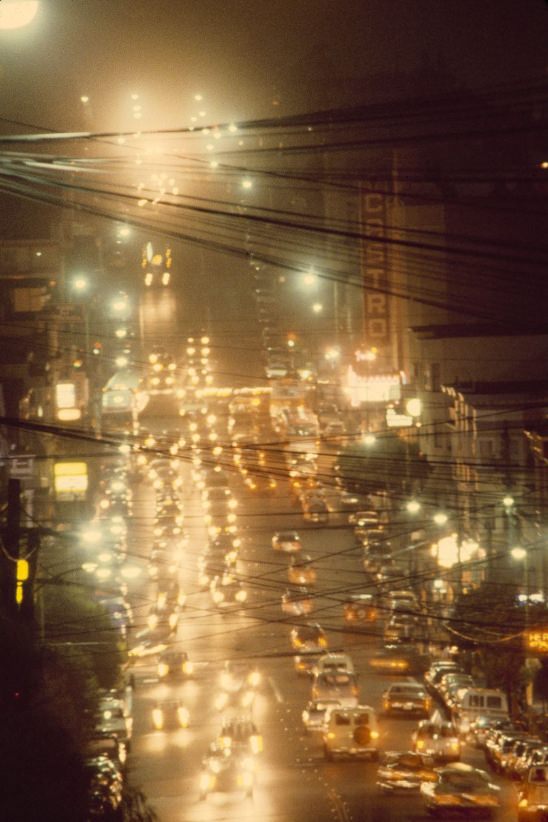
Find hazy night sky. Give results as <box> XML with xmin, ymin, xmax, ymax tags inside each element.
<box><xmin>0</xmin><ymin>0</ymin><xmax>547</xmax><ymax>133</ymax></box>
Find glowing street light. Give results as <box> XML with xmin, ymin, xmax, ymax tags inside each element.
<box><xmin>71</xmin><ymin>274</ymin><xmax>90</xmax><ymax>294</ymax></box>
<box><xmin>406</xmin><ymin>500</ymin><xmax>421</xmax><ymax>514</ymax></box>
<box><xmin>302</xmin><ymin>270</ymin><xmax>318</xmax><ymax>287</ymax></box>
<box><xmin>406</xmin><ymin>397</ymin><xmax>422</xmax><ymax>418</ymax></box>
<box><xmin>0</xmin><ymin>1</ymin><xmax>40</xmax><ymax>30</ymax></box>
<box><xmin>433</xmin><ymin>511</ymin><xmax>448</xmax><ymax>526</ymax></box>
<box><xmin>362</xmin><ymin>433</ymin><xmax>376</xmax><ymax>446</ymax></box>
<box><xmin>502</xmin><ymin>495</ymin><xmax>515</xmax><ymax>509</ymax></box>
<box><xmin>324</xmin><ymin>346</ymin><xmax>340</xmax><ymax>362</ymax></box>
<box><xmin>241</xmin><ymin>178</ymin><xmax>253</xmax><ymax>190</ymax></box>
<box><xmin>312</xmin><ymin>302</ymin><xmax>323</xmax><ymax>314</ymax></box>
<box><xmin>511</xmin><ymin>546</ymin><xmax>527</xmax><ymax>561</ymax></box>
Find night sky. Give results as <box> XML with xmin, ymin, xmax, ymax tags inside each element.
<box><xmin>1</xmin><ymin>0</ymin><xmax>547</xmax><ymax>133</ymax></box>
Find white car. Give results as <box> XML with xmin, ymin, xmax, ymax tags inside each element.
<box><xmin>272</xmin><ymin>530</ymin><xmax>302</xmax><ymax>552</ymax></box>
<box><xmin>312</xmin><ymin>671</ymin><xmax>360</xmax><ymax>708</ymax></box>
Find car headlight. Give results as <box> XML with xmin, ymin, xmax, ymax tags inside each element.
<box><xmin>152</xmin><ymin>708</ymin><xmax>164</xmax><ymax>729</ymax></box>
<box><xmin>248</xmin><ymin>671</ymin><xmax>261</xmax><ymax>687</ymax></box>
<box><xmin>158</xmin><ymin>662</ymin><xmax>169</xmax><ymax>678</ymax></box>
<box><xmin>177</xmin><ymin>706</ymin><xmax>189</xmax><ymax>727</ymax></box>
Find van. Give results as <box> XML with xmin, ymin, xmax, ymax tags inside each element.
<box><xmin>452</xmin><ymin>688</ymin><xmax>509</xmax><ymax>733</ymax></box>
<box><xmin>313</xmin><ymin>653</ymin><xmax>355</xmax><ymax>677</ymax></box>
<box><xmin>323</xmin><ymin>705</ymin><xmax>380</xmax><ymax>760</ymax></box>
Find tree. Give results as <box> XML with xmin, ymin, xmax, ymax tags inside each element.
<box><xmin>43</xmin><ymin>580</ymin><xmax>125</xmax><ymax>689</ymax></box>
<box><xmin>450</xmin><ymin>582</ymin><xmax>531</xmax><ymax>713</ymax></box>
<box><xmin>336</xmin><ymin>431</ymin><xmax>430</xmax><ymax>497</ymax></box>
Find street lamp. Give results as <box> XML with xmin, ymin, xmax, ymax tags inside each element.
<box><xmin>0</xmin><ymin>0</ymin><xmax>39</xmax><ymax>30</ymax></box>
<box><xmin>312</xmin><ymin>302</ymin><xmax>323</xmax><ymax>314</ymax></box>
<box><xmin>362</xmin><ymin>433</ymin><xmax>376</xmax><ymax>446</ymax></box>
<box><xmin>433</xmin><ymin>511</ymin><xmax>448</xmax><ymax>526</ymax></box>
<box><xmin>71</xmin><ymin>274</ymin><xmax>90</xmax><ymax>294</ymax></box>
<box><xmin>406</xmin><ymin>500</ymin><xmax>421</xmax><ymax>515</ymax></box>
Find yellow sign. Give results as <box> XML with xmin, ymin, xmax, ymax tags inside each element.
<box><xmin>525</xmin><ymin>629</ymin><xmax>548</xmax><ymax>654</ymax></box>
<box><xmin>54</xmin><ymin>462</ymin><xmax>88</xmax><ymax>499</ymax></box>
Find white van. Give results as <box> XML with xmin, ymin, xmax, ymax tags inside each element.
<box><xmin>452</xmin><ymin>688</ymin><xmax>509</xmax><ymax>733</ymax></box>
<box><xmin>323</xmin><ymin>705</ymin><xmax>380</xmax><ymax>760</ymax></box>
<box><xmin>313</xmin><ymin>653</ymin><xmax>355</xmax><ymax>677</ymax></box>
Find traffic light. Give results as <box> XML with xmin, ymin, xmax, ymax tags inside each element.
<box><xmin>15</xmin><ymin>558</ymin><xmax>29</xmax><ymax>606</ymax></box>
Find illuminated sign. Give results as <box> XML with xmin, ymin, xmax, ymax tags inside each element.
<box><xmin>56</xmin><ymin>382</ymin><xmax>76</xmax><ymax>409</ymax></box>
<box><xmin>386</xmin><ymin>408</ymin><xmax>413</xmax><ymax>428</ymax></box>
<box><xmin>54</xmin><ymin>461</ymin><xmax>88</xmax><ymax>499</ymax></box>
<box><xmin>525</xmin><ymin>629</ymin><xmax>548</xmax><ymax>654</ymax></box>
<box><xmin>343</xmin><ymin>368</ymin><xmax>401</xmax><ymax>407</ymax></box>
<box><xmin>361</xmin><ymin>189</ymin><xmax>391</xmax><ymax>352</ymax></box>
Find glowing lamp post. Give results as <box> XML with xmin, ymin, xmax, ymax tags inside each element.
<box><xmin>0</xmin><ymin>1</ymin><xmax>40</xmax><ymax>30</ymax></box>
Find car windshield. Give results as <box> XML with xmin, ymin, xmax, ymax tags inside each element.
<box><xmin>390</xmin><ymin>686</ymin><xmax>425</xmax><ymax>697</ymax></box>
<box><xmin>323</xmin><ymin>673</ymin><xmax>351</xmax><ymax>686</ymax></box>
<box><xmin>443</xmin><ymin>771</ymin><xmax>487</xmax><ymax>790</ymax></box>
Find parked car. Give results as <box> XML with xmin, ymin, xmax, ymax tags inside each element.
<box><xmin>517</xmin><ymin>766</ymin><xmax>548</xmax><ymax>822</ymax></box>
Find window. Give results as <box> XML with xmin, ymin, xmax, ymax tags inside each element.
<box><xmin>335</xmin><ymin>714</ymin><xmax>351</xmax><ymax>726</ymax></box>
<box><xmin>486</xmin><ymin>696</ymin><xmax>502</xmax><ymax>709</ymax></box>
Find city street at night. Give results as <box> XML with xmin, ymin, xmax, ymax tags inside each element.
<box><xmin>0</xmin><ymin>2</ymin><xmax>547</xmax><ymax>821</ymax></box>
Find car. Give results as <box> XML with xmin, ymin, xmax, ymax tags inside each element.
<box><xmin>303</xmin><ymin>500</ymin><xmax>329</xmax><ymax>523</ymax></box>
<box><xmin>290</xmin><ymin>622</ymin><xmax>328</xmax><ymax>652</ymax></box>
<box><xmin>272</xmin><ymin>530</ymin><xmax>302</xmax><ymax>552</ymax></box>
<box><xmin>214</xmin><ymin>660</ymin><xmax>261</xmax><ymax>708</ymax></box>
<box><xmin>369</xmin><ymin>643</ymin><xmax>427</xmax><ymax>676</ymax></box>
<box><xmin>412</xmin><ymin>720</ymin><xmax>462</xmax><ymax>762</ymax></box>
<box><xmin>313</xmin><ymin>652</ymin><xmax>355</xmax><ymax>677</ymax></box>
<box><xmin>157</xmin><ymin>650</ymin><xmax>194</xmax><ymax>680</ymax></box>
<box><xmin>338</xmin><ymin>492</ymin><xmax>365</xmax><ymax>512</ymax></box>
<box><xmin>381</xmin><ymin>682</ymin><xmax>432</xmax><ymax>717</ymax></box>
<box><xmin>424</xmin><ymin>659</ymin><xmax>461</xmax><ymax>693</ymax></box>
<box><xmin>421</xmin><ymin>763</ymin><xmax>501</xmax><ymax>817</ymax></box>
<box><xmin>199</xmin><ymin>747</ymin><xmax>254</xmax><ymax>800</ymax></box>
<box><xmin>515</xmin><ymin>745</ymin><xmax>548</xmax><ymax>783</ymax></box>
<box><xmin>343</xmin><ymin>593</ymin><xmax>378</xmax><ymax>627</ymax></box>
<box><xmin>302</xmin><ymin>699</ymin><xmax>341</xmax><ymax>733</ymax></box>
<box><xmin>288</xmin><ymin>554</ymin><xmax>317</xmax><ymax>586</ymax></box>
<box><xmin>217</xmin><ymin>717</ymin><xmax>263</xmax><ymax>755</ymax></box>
<box><xmin>281</xmin><ymin>586</ymin><xmax>313</xmax><ymax>616</ymax></box>
<box><xmin>505</xmin><ymin>738</ymin><xmax>545</xmax><ymax>781</ymax></box>
<box><xmin>312</xmin><ymin>671</ymin><xmax>360</xmax><ymax>708</ymax></box>
<box><xmin>85</xmin><ymin>734</ymin><xmax>127</xmax><ymax>771</ymax></box>
<box><xmin>151</xmin><ymin>700</ymin><xmax>190</xmax><ymax>731</ymax></box>
<box><xmin>377</xmin><ymin>751</ymin><xmax>437</xmax><ymax>793</ymax></box>
<box><xmin>210</xmin><ymin>574</ymin><xmax>248</xmax><ymax>609</ymax></box>
<box><xmin>486</xmin><ymin>730</ymin><xmax>529</xmax><ymax>773</ymax></box>
<box><xmin>323</xmin><ymin>705</ymin><xmax>380</xmax><ymax>760</ymax></box>
<box><xmin>384</xmin><ymin>613</ymin><xmax>418</xmax><ymax>643</ymax></box>
<box><xmin>517</xmin><ymin>765</ymin><xmax>548</xmax><ymax>820</ymax></box>
<box><xmin>94</xmin><ymin>703</ymin><xmax>132</xmax><ymax>750</ymax></box>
